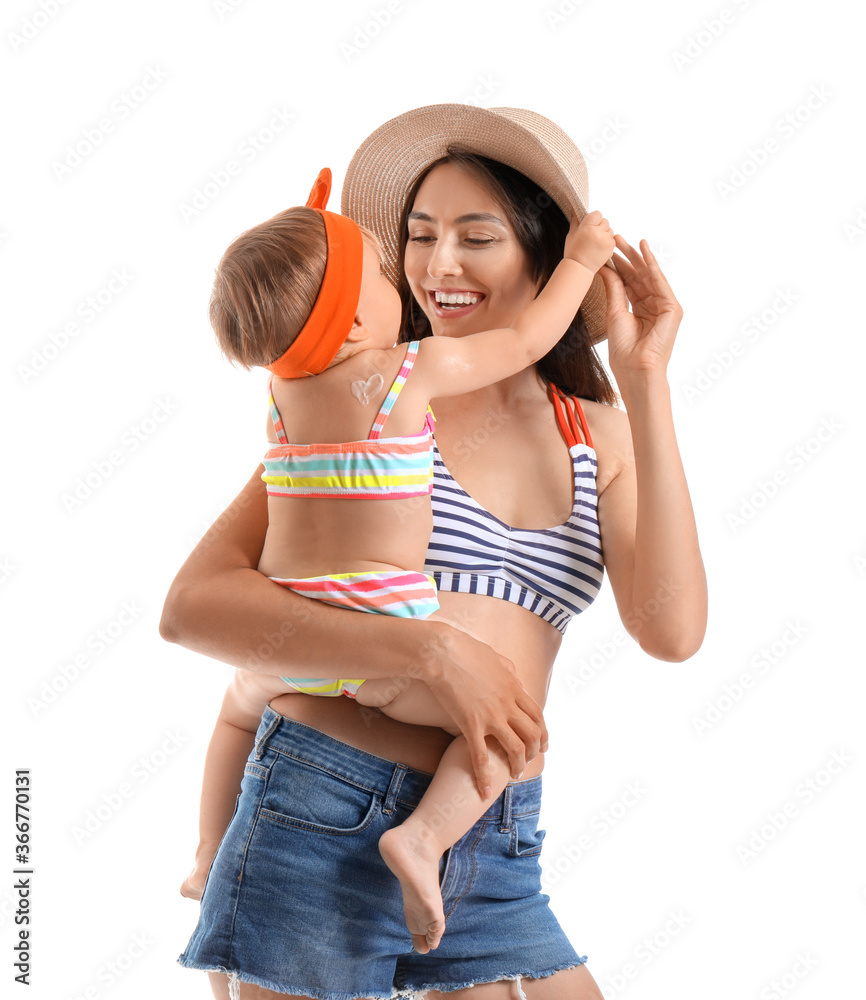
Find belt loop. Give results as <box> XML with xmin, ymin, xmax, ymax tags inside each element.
<box><xmin>382</xmin><ymin>764</ymin><xmax>407</xmax><ymax>815</ymax></box>
<box><xmin>499</xmin><ymin>783</ymin><xmax>513</xmax><ymax>833</ymax></box>
<box><xmin>254</xmin><ymin>711</ymin><xmax>282</xmax><ymax>761</ymax></box>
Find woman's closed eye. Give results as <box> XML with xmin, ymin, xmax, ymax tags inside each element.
<box><xmin>408</xmin><ymin>234</ymin><xmax>497</xmax><ymax>246</ymax></box>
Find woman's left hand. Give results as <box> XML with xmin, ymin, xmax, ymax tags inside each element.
<box><xmin>598</xmin><ymin>236</ymin><xmax>683</xmax><ymax>381</ymax></box>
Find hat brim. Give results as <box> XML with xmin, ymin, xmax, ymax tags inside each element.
<box><xmin>341</xmin><ymin>104</ymin><xmax>608</xmax><ymax>344</ymax></box>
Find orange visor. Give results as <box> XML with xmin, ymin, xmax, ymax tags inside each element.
<box><xmin>265</xmin><ymin>167</ymin><xmax>364</xmax><ymax>378</ymax></box>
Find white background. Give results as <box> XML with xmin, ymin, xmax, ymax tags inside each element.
<box><xmin>3</xmin><ymin>1</ymin><xmax>864</xmax><ymax>998</ymax></box>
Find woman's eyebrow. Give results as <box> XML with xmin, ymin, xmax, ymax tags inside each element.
<box><xmin>408</xmin><ymin>211</ymin><xmax>507</xmax><ymax>227</ymax></box>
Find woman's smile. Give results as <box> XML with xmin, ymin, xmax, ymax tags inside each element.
<box><xmin>427</xmin><ymin>287</ymin><xmax>487</xmax><ymax>319</ymax></box>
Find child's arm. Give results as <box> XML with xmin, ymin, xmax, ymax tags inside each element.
<box><xmin>414</xmin><ymin>210</ymin><xmax>616</xmax><ymax>398</ymax></box>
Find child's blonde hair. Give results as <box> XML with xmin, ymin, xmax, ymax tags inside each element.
<box><xmin>210</xmin><ymin>207</ymin><xmax>383</xmax><ymax>370</ymax></box>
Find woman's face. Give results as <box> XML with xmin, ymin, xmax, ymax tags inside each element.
<box><xmin>403</xmin><ymin>161</ymin><xmax>541</xmax><ymax>338</ymax></box>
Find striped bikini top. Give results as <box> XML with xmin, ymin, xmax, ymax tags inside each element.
<box><xmin>424</xmin><ymin>385</ymin><xmax>604</xmax><ymax>634</ymax></box>
<box><xmin>262</xmin><ymin>341</ymin><xmax>435</xmax><ymax>500</ymax></box>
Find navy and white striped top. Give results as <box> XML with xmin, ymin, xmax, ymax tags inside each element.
<box><xmin>424</xmin><ymin>390</ymin><xmax>605</xmax><ymax>634</ymax></box>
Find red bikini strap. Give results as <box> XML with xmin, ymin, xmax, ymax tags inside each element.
<box><xmin>549</xmin><ymin>384</ymin><xmax>593</xmax><ymax>450</ymax></box>
<box><xmin>572</xmin><ymin>397</ymin><xmax>593</xmax><ymax>450</ymax></box>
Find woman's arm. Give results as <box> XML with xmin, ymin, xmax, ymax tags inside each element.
<box><xmin>159</xmin><ymin>466</ymin><xmax>548</xmax><ymax>789</ymax></box>
<box><xmin>159</xmin><ymin>464</ymin><xmax>422</xmax><ymax>679</ymax></box>
<box><xmin>597</xmin><ymin>238</ymin><xmax>708</xmax><ymax>661</ymax></box>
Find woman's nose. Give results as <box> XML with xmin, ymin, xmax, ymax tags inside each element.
<box><xmin>427</xmin><ymin>237</ymin><xmax>462</xmax><ymax>278</ymax></box>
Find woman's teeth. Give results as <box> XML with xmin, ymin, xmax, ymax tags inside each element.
<box><xmin>434</xmin><ymin>291</ymin><xmax>481</xmax><ymax>308</ymax></box>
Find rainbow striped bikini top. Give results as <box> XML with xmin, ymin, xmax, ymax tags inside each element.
<box><xmin>262</xmin><ymin>341</ymin><xmax>435</xmax><ymax>500</ymax></box>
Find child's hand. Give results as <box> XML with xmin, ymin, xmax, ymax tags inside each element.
<box><xmin>564</xmin><ymin>210</ymin><xmax>616</xmax><ymax>273</ymax></box>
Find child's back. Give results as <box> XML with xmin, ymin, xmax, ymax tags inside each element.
<box><xmin>258</xmin><ymin>340</ymin><xmax>436</xmax><ymax>580</ymax></box>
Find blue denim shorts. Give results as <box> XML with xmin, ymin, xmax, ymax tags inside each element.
<box><xmin>178</xmin><ymin>707</ymin><xmax>587</xmax><ymax>999</ymax></box>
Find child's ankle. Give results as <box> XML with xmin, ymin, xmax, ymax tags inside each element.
<box><xmin>398</xmin><ymin>819</ymin><xmax>448</xmax><ymax>857</ymax></box>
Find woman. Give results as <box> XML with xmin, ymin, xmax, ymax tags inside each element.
<box><xmin>164</xmin><ymin>105</ymin><xmax>707</xmax><ymax>1000</ymax></box>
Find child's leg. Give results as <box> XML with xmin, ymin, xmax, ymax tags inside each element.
<box><xmin>379</xmin><ymin>732</ymin><xmax>513</xmax><ymax>955</ymax></box>
<box><xmin>181</xmin><ymin>669</ymin><xmax>292</xmax><ymax>900</ymax></box>
<box><xmin>354</xmin><ymin>674</ymin><xmax>453</xmax><ymax>726</ymax></box>
<box><xmin>357</xmin><ymin>675</ymin><xmax>516</xmax><ymax>954</ymax></box>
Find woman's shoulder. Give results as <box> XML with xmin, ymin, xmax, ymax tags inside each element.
<box><xmin>577</xmin><ymin>398</ymin><xmax>633</xmax><ymax>491</ymax></box>
<box><xmin>573</xmin><ymin>396</ymin><xmax>630</xmax><ymax>443</ymax></box>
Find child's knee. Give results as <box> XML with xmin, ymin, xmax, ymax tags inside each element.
<box><xmin>220</xmin><ymin>670</ymin><xmax>282</xmax><ymax>730</ymax></box>
<box><xmin>484</xmin><ymin>735</ymin><xmax>513</xmax><ymax>768</ymax></box>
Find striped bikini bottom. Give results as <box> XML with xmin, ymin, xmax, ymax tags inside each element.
<box><xmin>269</xmin><ymin>570</ymin><xmax>440</xmax><ymax>699</ymax></box>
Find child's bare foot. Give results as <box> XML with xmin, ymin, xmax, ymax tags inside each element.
<box><xmin>378</xmin><ymin>825</ymin><xmax>446</xmax><ymax>953</ymax></box>
<box><xmin>180</xmin><ymin>862</ymin><xmax>211</xmax><ymax>901</ymax></box>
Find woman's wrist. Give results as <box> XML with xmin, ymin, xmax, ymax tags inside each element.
<box><xmin>401</xmin><ymin>618</ymin><xmax>455</xmax><ymax>686</ymax></box>
<box><xmin>613</xmin><ymin>368</ymin><xmax>671</xmax><ymax>408</ymax></box>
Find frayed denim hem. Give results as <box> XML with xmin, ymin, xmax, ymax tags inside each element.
<box><xmin>177</xmin><ymin>956</ymin><xmax>423</xmax><ymax>1000</ymax></box>
<box><xmin>407</xmin><ymin>955</ymin><xmax>590</xmax><ymax>1000</ymax></box>
<box><xmin>177</xmin><ymin>955</ymin><xmax>589</xmax><ymax>1000</ymax></box>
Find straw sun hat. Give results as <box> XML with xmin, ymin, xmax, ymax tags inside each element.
<box><xmin>341</xmin><ymin>103</ymin><xmax>610</xmax><ymax>344</ymax></box>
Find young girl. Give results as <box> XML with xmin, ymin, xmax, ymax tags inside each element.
<box><xmin>181</xmin><ymin>167</ymin><xmax>615</xmax><ymax>954</ymax></box>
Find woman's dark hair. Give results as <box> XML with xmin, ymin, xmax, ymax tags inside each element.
<box><xmin>396</xmin><ymin>147</ymin><xmax>617</xmax><ymax>405</ymax></box>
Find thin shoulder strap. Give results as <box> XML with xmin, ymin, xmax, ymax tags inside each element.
<box><xmin>368</xmin><ymin>342</ymin><xmax>420</xmax><ymax>440</ymax></box>
<box><xmin>572</xmin><ymin>396</ymin><xmax>593</xmax><ymax>450</ymax></box>
<box><xmin>267</xmin><ymin>378</ymin><xmax>289</xmax><ymax>445</ymax></box>
<box><xmin>549</xmin><ymin>383</ymin><xmax>593</xmax><ymax>450</ymax></box>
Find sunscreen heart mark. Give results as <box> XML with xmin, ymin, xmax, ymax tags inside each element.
<box><xmin>351</xmin><ymin>373</ymin><xmax>384</xmax><ymax>405</ymax></box>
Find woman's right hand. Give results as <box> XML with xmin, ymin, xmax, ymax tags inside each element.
<box><xmin>416</xmin><ymin>620</ymin><xmax>549</xmax><ymax>797</ymax></box>
<box><xmin>564</xmin><ymin>209</ymin><xmax>616</xmax><ymax>273</ymax></box>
